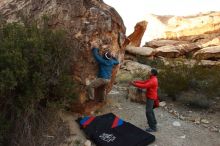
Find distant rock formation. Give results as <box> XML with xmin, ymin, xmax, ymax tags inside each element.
<box><xmin>142</xmin><ymin>34</ymin><xmax>220</xmax><ymax>60</ymax></box>
<box><xmin>127</xmin><ymin>20</ymin><xmax>148</xmax><ymax>47</ymax></box>
<box><xmin>145</xmin><ymin>12</ymin><xmax>220</xmax><ymax>40</ymax></box>
<box><xmin>125</xmin><ymin>12</ymin><xmax>220</xmax><ymax>63</ymax></box>
<box><xmin>0</xmin><ymin>0</ymin><xmax>126</xmax><ymax>103</ymax></box>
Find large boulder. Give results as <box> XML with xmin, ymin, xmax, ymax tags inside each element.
<box><xmin>193</xmin><ymin>46</ymin><xmax>220</xmax><ymax>60</ymax></box>
<box><xmin>0</xmin><ymin>0</ymin><xmax>126</xmax><ymax>103</ymax></box>
<box><xmin>154</xmin><ymin>45</ymin><xmax>181</xmax><ymax>58</ymax></box>
<box><xmin>121</xmin><ymin>60</ymin><xmax>151</xmax><ymax>74</ymax></box>
<box><xmin>126</xmin><ymin>46</ymin><xmax>154</xmax><ymax>56</ymax></box>
<box><xmin>130</xmin><ymin>40</ymin><xmax>200</xmax><ymax>58</ymax></box>
<box><xmin>144</xmin><ymin>40</ymin><xmax>187</xmax><ymax>48</ymax></box>
<box><xmin>125</xmin><ymin>44</ymin><xmax>196</xmax><ymax>58</ymax></box>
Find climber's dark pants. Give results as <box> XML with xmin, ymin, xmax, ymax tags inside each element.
<box><xmin>146</xmin><ymin>98</ymin><xmax>157</xmax><ymax>130</ymax></box>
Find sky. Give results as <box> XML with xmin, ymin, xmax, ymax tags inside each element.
<box><xmin>104</xmin><ymin>0</ymin><xmax>220</xmax><ymax>44</ymax></box>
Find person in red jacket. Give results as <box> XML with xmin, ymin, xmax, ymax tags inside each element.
<box><xmin>131</xmin><ymin>68</ymin><xmax>158</xmax><ymax>132</ymax></box>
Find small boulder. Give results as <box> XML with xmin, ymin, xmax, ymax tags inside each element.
<box><xmin>84</xmin><ymin>140</ymin><xmax>91</xmax><ymax>146</ymax></box>
<box><xmin>159</xmin><ymin>101</ymin><xmax>166</xmax><ymax>107</ymax></box>
<box><xmin>172</xmin><ymin>121</ymin><xmax>181</xmax><ymax>127</ymax></box>
<box><xmin>201</xmin><ymin>119</ymin><xmax>209</xmax><ymax>124</ymax></box>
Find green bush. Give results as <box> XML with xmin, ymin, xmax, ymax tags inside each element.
<box><xmin>189</xmin><ymin>65</ymin><xmax>220</xmax><ymax>97</ymax></box>
<box><xmin>157</xmin><ymin>60</ymin><xmax>220</xmax><ymax>101</ymax></box>
<box><xmin>158</xmin><ymin>61</ymin><xmax>190</xmax><ymax>99</ymax></box>
<box><xmin>179</xmin><ymin>91</ymin><xmax>211</xmax><ymax>109</ymax></box>
<box><xmin>116</xmin><ymin>70</ymin><xmax>133</xmax><ymax>84</ymax></box>
<box><xmin>0</xmin><ymin>22</ymin><xmax>76</xmax><ymax>145</ymax></box>
<box><xmin>131</xmin><ymin>68</ymin><xmax>149</xmax><ymax>80</ymax></box>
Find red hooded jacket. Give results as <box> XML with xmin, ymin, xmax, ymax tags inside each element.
<box><xmin>133</xmin><ymin>75</ymin><xmax>158</xmax><ymax>100</ymax></box>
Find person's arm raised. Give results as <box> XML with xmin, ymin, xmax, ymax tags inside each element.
<box><xmin>132</xmin><ymin>80</ymin><xmax>152</xmax><ymax>89</ymax></box>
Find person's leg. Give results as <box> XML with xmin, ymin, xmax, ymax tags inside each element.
<box><xmin>152</xmin><ymin>108</ymin><xmax>157</xmax><ymax>126</ymax></box>
<box><xmin>87</xmin><ymin>78</ymin><xmax>105</xmax><ymax>100</ymax></box>
<box><xmin>146</xmin><ymin>98</ymin><xmax>157</xmax><ymax>131</ymax></box>
<box><xmin>101</xmin><ymin>79</ymin><xmax>110</xmax><ymax>101</ymax></box>
<box><xmin>95</xmin><ymin>79</ymin><xmax>110</xmax><ymax>102</ymax></box>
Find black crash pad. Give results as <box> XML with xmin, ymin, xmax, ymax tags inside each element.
<box><xmin>76</xmin><ymin>113</ymin><xmax>155</xmax><ymax>146</ymax></box>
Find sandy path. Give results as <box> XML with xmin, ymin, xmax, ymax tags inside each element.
<box><xmin>61</xmin><ymin>86</ymin><xmax>220</xmax><ymax>146</ymax></box>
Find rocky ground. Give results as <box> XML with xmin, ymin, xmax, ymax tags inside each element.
<box><xmin>60</xmin><ymin>85</ymin><xmax>220</xmax><ymax>146</ymax></box>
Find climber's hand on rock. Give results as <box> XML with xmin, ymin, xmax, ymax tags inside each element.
<box><xmin>91</xmin><ymin>41</ymin><xmax>99</xmax><ymax>48</ymax></box>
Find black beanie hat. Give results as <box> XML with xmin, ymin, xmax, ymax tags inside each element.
<box><xmin>104</xmin><ymin>51</ymin><xmax>112</xmax><ymax>60</ymax></box>
<box><xmin>151</xmin><ymin>68</ymin><xmax>158</xmax><ymax>76</ymax></box>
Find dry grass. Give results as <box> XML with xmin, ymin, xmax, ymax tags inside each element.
<box><xmin>10</xmin><ymin>108</ymin><xmax>70</xmax><ymax>146</ymax></box>
<box><xmin>179</xmin><ymin>90</ymin><xmax>211</xmax><ymax>109</ymax></box>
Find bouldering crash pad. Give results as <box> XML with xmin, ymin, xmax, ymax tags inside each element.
<box><xmin>76</xmin><ymin>113</ymin><xmax>155</xmax><ymax>146</ymax></box>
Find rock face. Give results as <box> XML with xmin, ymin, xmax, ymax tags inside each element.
<box><xmin>0</xmin><ymin>0</ymin><xmax>126</xmax><ymax>103</ymax></box>
<box><xmin>127</xmin><ymin>21</ymin><xmax>147</xmax><ymax>47</ymax></box>
<box><xmin>127</xmin><ymin>86</ymin><xmax>146</xmax><ymax>104</ymax></box>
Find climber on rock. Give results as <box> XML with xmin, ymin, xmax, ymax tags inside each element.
<box><xmin>87</xmin><ymin>41</ymin><xmax>119</xmax><ymax>102</ymax></box>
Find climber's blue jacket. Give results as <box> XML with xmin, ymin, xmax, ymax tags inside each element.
<box><xmin>92</xmin><ymin>48</ymin><xmax>119</xmax><ymax>79</ymax></box>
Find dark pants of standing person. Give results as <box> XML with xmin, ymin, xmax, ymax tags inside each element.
<box><xmin>146</xmin><ymin>98</ymin><xmax>157</xmax><ymax>130</ymax></box>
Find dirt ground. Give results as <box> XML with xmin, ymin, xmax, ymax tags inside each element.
<box><xmin>60</xmin><ymin>85</ymin><xmax>220</xmax><ymax>146</ymax></box>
